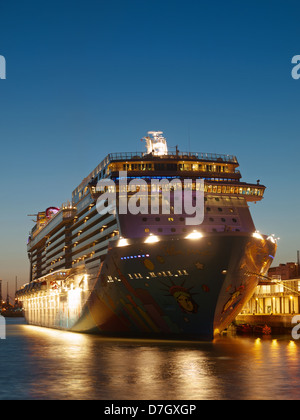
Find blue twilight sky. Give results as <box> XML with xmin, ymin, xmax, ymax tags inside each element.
<box><xmin>0</xmin><ymin>0</ymin><xmax>300</xmax><ymax>297</ymax></box>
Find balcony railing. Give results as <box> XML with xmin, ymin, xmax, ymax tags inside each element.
<box><xmin>107</xmin><ymin>151</ymin><xmax>238</xmax><ymax>164</ymax></box>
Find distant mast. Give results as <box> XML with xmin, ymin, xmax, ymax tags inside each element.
<box><xmin>143</xmin><ymin>131</ymin><xmax>168</xmax><ymax>156</ymax></box>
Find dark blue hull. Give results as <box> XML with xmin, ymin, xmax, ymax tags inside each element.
<box><xmin>72</xmin><ymin>232</ymin><xmax>276</xmax><ymax>339</ymax></box>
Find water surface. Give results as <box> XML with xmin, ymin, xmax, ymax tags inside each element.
<box><xmin>0</xmin><ymin>318</ymin><xmax>299</xmax><ymax>400</ymax></box>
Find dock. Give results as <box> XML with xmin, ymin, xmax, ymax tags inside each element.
<box><xmin>235</xmin><ymin>314</ymin><xmax>296</xmax><ymax>334</ymax></box>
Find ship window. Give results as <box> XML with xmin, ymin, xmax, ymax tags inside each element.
<box><xmin>145</xmin><ymin>228</ymin><xmax>150</xmax><ymax>233</ymax></box>
<box><xmin>218</xmin><ymin>207</ymin><xmax>223</xmax><ymax>212</ymax></box>
<box><xmin>158</xmin><ymin>228</ymin><xmax>163</xmax><ymax>232</ymax></box>
<box><xmin>206</xmin><ymin>207</ymin><xmax>211</xmax><ymax>212</ymax></box>
<box><xmin>142</xmin><ymin>217</ymin><xmax>147</xmax><ymax>222</ymax></box>
<box><xmin>232</xmin><ymin>218</ymin><xmax>237</xmax><ymax>223</ymax></box>
<box><xmin>155</xmin><ymin>217</ymin><xmax>160</xmax><ymax>222</ymax></box>
<box><xmin>171</xmin><ymin>228</ymin><xmax>176</xmax><ymax>232</ymax></box>
<box><xmin>221</xmin><ymin>218</ymin><xmax>226</xmax><ymax>222</ymax></box>
<box><xmin>179</xmin><ymin>217</ymin><xmax>184</xmax><ymax>221</ymax></box>
<box><xmin>209</xmin><ymin>217</ymin><xmax>214</xmax><ymax>222</ymax></box>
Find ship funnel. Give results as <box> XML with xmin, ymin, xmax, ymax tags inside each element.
<box><xmin>143</xmin><ymin>131</ymin><xmax>168</xmax><ymax>156</ymax></box>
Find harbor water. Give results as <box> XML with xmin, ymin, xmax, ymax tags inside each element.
<box><xmin>1</xmin><ymin>318</ymin><xmax>300</xmax><ymax>400</ymax></box>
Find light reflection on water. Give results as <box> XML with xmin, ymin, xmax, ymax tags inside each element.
<box><xmin>1</xmin><ymin>318</ymin><xmax>300</xmax><ymax>400</ymax></box>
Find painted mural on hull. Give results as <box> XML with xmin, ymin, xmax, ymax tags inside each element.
<box><xmin>67</xmin><ymin>233</ymin><xmax>275</xmax><ymax>338</ymax></box>
<box><xmin>18</xmin><ymin>233</ymin><xmax>276</xmax><ymax>338</ymax></box>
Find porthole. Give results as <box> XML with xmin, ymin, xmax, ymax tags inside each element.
<box><xmin>232</xmin><ymin>218</ymin><xmax>237</xmax><ymax>223</ymax></box>
<box><xmin>221</xmin><ymin>218</ymin><xmax>226</xmax><ymax>222</ymax></box>
<box><xmin>218</xmin><ymin>207</ymin><xmax>223</xmax><ymax>212</ymax></box>
<box><xmin>209</xmin><ymin>217</ymin><xmax>214</xmax><ymax>222</ymax></box>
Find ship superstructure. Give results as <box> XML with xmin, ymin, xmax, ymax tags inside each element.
<box><xmin>17</xmin><ymin>131</ymin><xmax>277</xmax><ymax>338</ymax></box>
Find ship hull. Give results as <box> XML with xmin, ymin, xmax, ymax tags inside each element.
<box><xmin>19</xmin><ymin>232</ymin><xmax>276</xmax><ymax>339</ymax></box>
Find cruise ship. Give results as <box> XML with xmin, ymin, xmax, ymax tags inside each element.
<box><xmin>17</xmin><ymin>131</ymin><xmax>277</xmax><ymax>339</ymax></box>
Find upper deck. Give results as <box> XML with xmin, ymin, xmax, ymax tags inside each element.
<box><xmin>72</xmin><ymin>132</ymin><xmax>240</xmax><ymax>204</ymax></box>
<box><xmin>29</xmin><ymin>132</ymin><xmax>265</xmax><ymax>238</ymax></box>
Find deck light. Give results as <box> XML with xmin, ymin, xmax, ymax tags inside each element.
<box><xmin>118</xmin><ymin>238</ymin><xmax>129</xmax><ymax>247</ymax></box>
<box><xmin>252</xmin><ymin>231</ymin><xmax>263</xmax><ymax>240</ymax></box>
<box><xmin>144</xmin><ymin>234</ymin><xmax>159</xmax><ymax>244</ymax></box>
<box><xmin>185</xmin><ymin>230</ymin><xmax>203</xmax><ymax>240</ymax></box>
<box><xmin>267</xmin><ymin>235</ymin><xmax>276</xmax><ymax>244</ymax></box>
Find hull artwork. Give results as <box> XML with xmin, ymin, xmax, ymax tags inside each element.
<box><xmin>19</xmin><ymin>232</ymin><xmax>276</xmax><ymax>339</ymax></box>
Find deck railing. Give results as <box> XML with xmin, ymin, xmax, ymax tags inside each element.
<box><xmin>73</xmin><ymin>151</ymin><xmax>238</xmax><ymax>196</ymax></box>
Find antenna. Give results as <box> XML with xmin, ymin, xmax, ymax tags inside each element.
<box><xmin>6</xmin><ymin>282</ymin><xmax>9</xmax><ymax>306</ymax></box>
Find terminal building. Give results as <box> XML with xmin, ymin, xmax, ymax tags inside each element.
<box><xmin>240</xmin><ymin>262</ymin><xmax>300</xmax><ymax>316</ymax></box>
<box><xmin>236</xmin><ymin>260</ymin><xmax>300</xmax><ymax>331</ymax></box>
